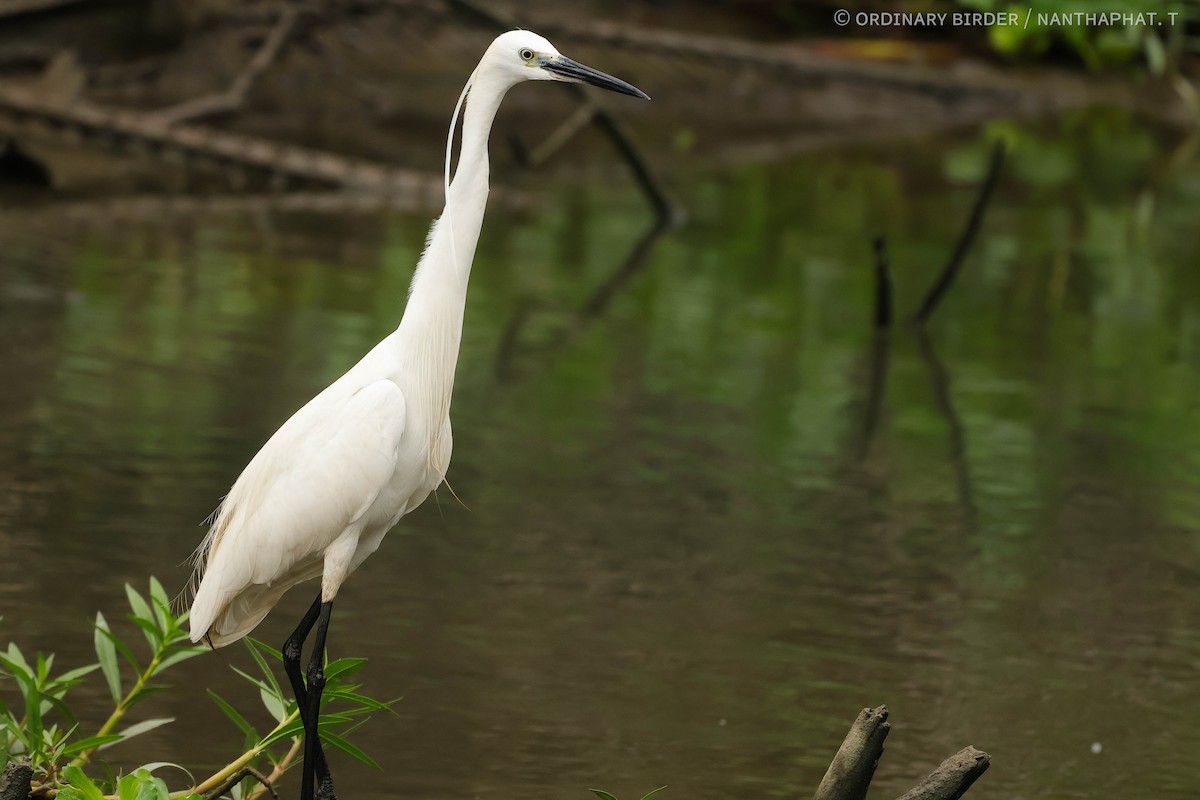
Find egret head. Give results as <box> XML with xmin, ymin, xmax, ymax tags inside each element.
<box><xmin>481</xmin><ymin>30</ymin><xmax>650</xmax><ymax>100</ymax></box>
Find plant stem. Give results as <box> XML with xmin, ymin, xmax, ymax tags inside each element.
<box><xmin>68</xmin><ymin>652</ymin><xmax>163</xmax><ymax>768</ymax></box>
<box><xmin>244</xmin><ymin>735</ymin><xmax>303</xmax><ymax>800</ymax></box>
<box><xmin>187</xmin><ymin>709</ymin><xmax>301</xmax><ymax>797</ymax></box>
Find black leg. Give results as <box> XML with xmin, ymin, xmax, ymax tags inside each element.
<box><xmin>283</xmin><ymin>595</ymin><xmax>336</xmax><ymax>800</ymax></box>
<box><xmin>283</xmin><ymin>595</ymin><xmax>322</xmax><ymax>708</ymax></box>
<box><xmin>304</xmin><ymin>601</ymin><xmax>336</xmax><ymax>800</ymax></box>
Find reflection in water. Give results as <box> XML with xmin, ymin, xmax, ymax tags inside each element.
<box><xmin>496</xmin><ymin>219</ymin><xmax>673</xmax><ymax>382</ymax></box>
<box><xmin>1</xmin><ymin>115</ymin><xmax>1200</xmax><ymax>799</ymax></box>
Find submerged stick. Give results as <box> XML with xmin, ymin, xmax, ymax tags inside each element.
<box><xmin>910</xmin><ymin>141</ymin><xmax>1006</xmax><ymax>324</ymax></box>
<box><xmin>873</xmin><ymin>235</ymin><xmax>893</xmax><ymax>329</ymax></box>
<box><xmin>895</xmin><ymin>746</ymin><xmax>990</xmax><ymax>800</ymax></box>
<box><xmin>813</xmin><ymin>706</ymin><xmax>891</xmax><ymax>800</ymax></box>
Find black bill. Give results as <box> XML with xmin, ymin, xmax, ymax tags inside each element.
<box><xmin>542</xmin><ymin>55</ymin><xmax>650</xmax><ymax>100</ymax></box>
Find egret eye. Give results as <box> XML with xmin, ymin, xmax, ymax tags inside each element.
<box><xmin>519</xmin><ymin>48</ymin><xmax>535</xmax><ymax>62</ymax></box>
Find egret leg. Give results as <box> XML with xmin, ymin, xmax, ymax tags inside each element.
<box><xmin>283</xmin><ymin>595</ymin><xmax>336</xmax><ymax>800</ymax></box>
<box><xmin>303</xmin><ymin>601</ymin><xmax>336</xmax><ymax>800</ymax></box>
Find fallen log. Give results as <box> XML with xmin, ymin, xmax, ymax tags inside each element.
<box><xmin>0</xmin><ymin>82</ymin><xmax>443</xmax><ymax>195</ymax></box>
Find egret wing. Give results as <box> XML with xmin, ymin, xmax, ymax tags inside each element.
<box><xmin>189</xmin><ymin>379</ymin><xmax>407</xmax><ymax>642</ymax></box>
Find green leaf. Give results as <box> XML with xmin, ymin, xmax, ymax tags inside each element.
<box><xmin>259</xmin><ymin>716</ymin><xmax>306</xmax><ymax>749</ymax></box>
<box><xmin>590</xmin><ymin>791</ymin><xmax>619</xmax><ymax>800</ymax></box>
<box><xmin>207</xmin><ymin>690</ymin><xmax>258</xmax><ymax>740</ymax></box>
<box><xmin>94</xmin><ymin>613</ymin><xmax>122</xmax><ymax>703</ymax></box>
<box><xmin>244</xmin><ymin>638</ymin><xmax>282</xmax><ymax>661</ymax></box>
<box><xmin>155</xmin><ymin>646</ymin><xmax>206</xmax><ymax>673</ymax></box>
<box><xmin>0</xmin><ymin>652</ymin><xmax>32</xmax><ymax>682</ymax></box>
<box><xmin>62</xmin><ymin>766</ymin><xmax>107</xmax><ymax>800</ymax></box>
<box><xmin>322</xmin><ymin>658</ymin><xmax>366</xmax><ymax>683</ymax></box>
<box><xmin>117</xmin><ymin>772</ymin><xmax>140</xmax><ymax>800</ymax></box>
<box><xmin>320</xmin><ymin>729</ymin><xmax>380</xmax><ymax>769</ymax></box>
<box><xmin>62</xmin><ymin>734</ymin><xmax>125</xmax><ymax>756</ymax></box>
<box><xmin>99</xmin><ymin>717</ymin><xmax>174</xmax><ymax>749</ymax></box>
<box><xmin>147</xmin><ymin>578</ymin><xmax>171</xmax><ymax>631</ymax></box>
<box><xmin>138</xmin><ymin>762</ymin><xmax>197</xmax><ymax>786</ymax></box>
<box><xmin>96</xmin><ymin>624</ymin><xmax>141</xmax><ymax>673</ymax></box>
<box><xmin>39</xmin><ymin>691</ymin><xmax>77</xmax><ymax>725</ymax></box>
<box><xmin>125</xmin><ymin>585</ymin><xmax>159</xmax><ymax>649</ymax></box>
<box><xmin>639</xmin><ymin>787</ymin><xmax>668</xmax><ymax>800</ymax></box>
<box><xmin>132</xmin><ymin>769</ymin><xmax>171</xmax><ymax>800</ymax></box>
<box><xmin>260</xmin><ymin>686</ymin><xmax>286</xmax><ymax>723</ymax></box>
<box><xmin>129</xmin><ymin>617</ymin><xmax>165</xmax><ymax>647</ymax></box>
<box><xmin>324</xmin><ymin>689</ymin><xmax>394</xmax><ymax>713</ymax></box>
<box><xmin>54</xmin><ymin>663</ymin><xmax>102</xmax><ymax>686</ymax></box>
<box><xmin>243</xmin><ymin>640</ymin><xmax>282</xmax><ymax>700</ymax></box>
<box><xmin>231</xmin><ymin>666</ymin><xmax>274</xmax><ymax>696</ymax></box>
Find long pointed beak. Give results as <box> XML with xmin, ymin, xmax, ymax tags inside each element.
<box><xmin>542</xmin><ymin>55</ymin><xmax>650</xmax><ymax>100</ymax></box>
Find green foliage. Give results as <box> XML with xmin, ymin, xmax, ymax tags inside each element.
<box><xmin>956</xmin><ymin>0</ymin><xmax>1197</xmax><ymax>73</ymax></box>
<box><xmin>591</xmin><ymin>787</ymin><xmax>667</xmax><ymax>800</ymax></box>
<box><xmin>206</xmin><ymin>638</ymin><xmax>396</xmax><ymax>779</ymax></box>
<box><xmin>0</xmin><ymin>578</ymin><xmax>391</xmax><ymax>800</ymax></box>
<box><xmin>0</xmin><ymin>578</ymin><xmax>203</xmax><ymax>780</ymax></box>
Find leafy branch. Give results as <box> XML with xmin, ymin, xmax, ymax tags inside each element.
<box><xmin>0</xmin><ymin>578</ymin><xmax>392</xmax><ymax>800</ymax></box>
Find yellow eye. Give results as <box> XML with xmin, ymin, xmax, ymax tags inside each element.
<box><xmin>519</xmin><ymin>48</ymin><xmax>535</xmax><ymax>61</ymax></box>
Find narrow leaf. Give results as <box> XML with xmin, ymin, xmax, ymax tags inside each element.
<box><xmin>97</xmin><ymin>717</ymin><xmax>174</xmax><ymax>749</ymax></box>
<box><xmin>207</xmin><ymin>690</ymin><xmax>258</xmax><ymax>740</ymax></box>
<box><xmin>147</xmin><ymin>578</ymin><xmax>171</xmax><ymax>631</ymax></box>
<box><xmin>62</xmin><ymin>734</ymin><xmax>125</xmax><ymax>756</ymax></box>
<box><xmin>639</xmin><ymin>787</ymin><xmax>668</xmax><ymax>800</ymax></box>
<box><xmin>96</xmin><ymin>623</ymin><xmax>141</xmax><ymax>673</ymax></box>
<box><xmin>324</xmin><ymin>689</ymin><xmax>393</xmax><ymax>712</ymax></box>
<box><xmin>320</xmin><ymin>729</ymin><xmax>380</xmax><ymax>769</ymax></box>
<box><xmin>55</xmin><ymin>663</ymin><xmax>102</xmax><ymax>685</ymax></box>
<box><xmin>244</xmin><ymin>638</ymin><xmax>283</xmax><ymax>661</ymax></box>
<box><xmin>138</xmin><ymin>762</ymin><xmax>196</xmax><ymax>786</ymax></box>
<box><xmin>243</xmin><ymin>640</ymin><xmax>282</xmax><ymax>699</ymax></box>
<box><xmin>62</xmin><ymin>766</ymin><xmax>107</xmax><ymax>800</ymax></box>
<box><xmin>591</xmin><ymin>791</ymin><xmax>619</xmax><ymax>800</ymax></box>
<box><xmin>124</xmin><ymin>585</ymin><xmax>159</xmax><ymax>649</ymax></box>
<box><xmin>155</xmin><ymin>647</ymin><xmax>206</xmax><ymax>673</ymax></box>
<box><xmin>260</xmin><ymin>686</ymin><xmax>286</xmax><ymax>723</ymax></box>
<box><xmin>322</xmin><ymin>658</ymin><xmax>367</xmax><ymax>682</ymax></box>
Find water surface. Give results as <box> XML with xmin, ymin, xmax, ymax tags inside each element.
<box><xmin>1</xmin><ymin>113</ymin><xmax>1199</xmax><ymax>799</ymax></box>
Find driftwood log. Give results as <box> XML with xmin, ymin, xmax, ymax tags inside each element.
<box><xmin>814</xmin><ymin>706</ymin><xmax>990</xmax><ymax>800</ymax></box>
<box><xmin>0</xmin><ymin>763</ymin><xmax>31</xmax><ymax>800</ymax></box>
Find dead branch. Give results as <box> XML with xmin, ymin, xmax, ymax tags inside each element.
<box><xmin>154</xmin><ymin>5</ymin><xmax>299</xmax><ymax>126</ymax></box>
<box><xmin>856</xmin><ymin>237</ymin><xmax>893</xmax><ymax>460</ymax></box>
<box><xmin>0</xmin><ymin>84</ymin><xmax>443</xmax><ymax>195</ymax></box>
<box><xmin>522</xmin><ymin>104</ymin><xmax>595</xmax><ymax>167</ymax></box>
<box><xmin>495</xmin><ymin>219</ymin><xmax>672</xmax><ymax>382</ymax></box>
<box><xmin>814</xmin><ymin>706</ymin><xmax>891</xmax><ymax>800</ymax></box>
<box><xmin>201</xmin><ymin>766</ymin><xmax>278</xmax><ymax>800</ymax></box>
<box><xmin>910</xmin><ymin>141</ymin><xmax>1006</xmax><ymax>324</ymax></box>
<box><xmin>530</xmin><ymin>16</ymin><xmax>990</xmax><ymax>102</ymax></box>
<box><xmin>243</xmin><ymin>736</ymin><xmax>303</xmax><ymax>800</ymax></box>
<box><xmin>814</xmin><ymin>708</ymin><xmax>990</xmax><ymax>800</ymax></box>
<box><xmin>894</xmin><ymin>747</ymin><xmax>990</xmax><ymax>800</ymax></box>
<box><xmin>0</xmin><ymin>0</ymin><xmax>91</xmax><ymax>23</ymax></box>
<box><xmin>913</xmin><ymin>327</ymin><xmax>975</xmax><ymax>525</ymax></box>
<box><xmin>872</xmin><ymin>236</ymin><xmax>892</xmax><ymax>329</ymax></box>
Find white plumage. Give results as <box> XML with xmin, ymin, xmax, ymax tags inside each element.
<box><xmin>186</xmin><ymin>30</ymin><xmax>649</xmax><ymax>650</ymax></box>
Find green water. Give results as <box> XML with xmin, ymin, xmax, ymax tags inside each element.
<box><xmin>1</xmin><ymin>111</ymin><xmax>1199</xmax><ymax>798</ymax></box>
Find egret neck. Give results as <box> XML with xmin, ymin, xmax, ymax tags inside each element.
<box><xmin>393</xmin><ymin>69</ymin><xmax>511</xmax><ymax>470</ymax></box>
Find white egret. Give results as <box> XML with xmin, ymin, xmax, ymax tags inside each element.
<box><xmin>185</xmin><ymin>29</ymin><xmax>648</xmax><ymax>800</ymax></box>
